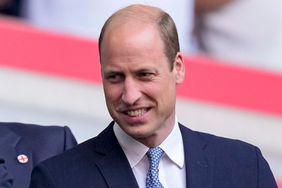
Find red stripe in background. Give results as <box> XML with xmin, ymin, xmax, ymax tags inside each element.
<box><xmin>0</xmin><ymin>17</ymin><xmax>101</xmax><ymax>83</ymax></box>
<box><xmin>178</xmin><ymin>56</ymin><xmax>282</xmax><ymax>117</ymax></box>
<box><xmin>1</xmin><ymin>18</ymin><xmax>282</xmax><ymax>118</ymax></box>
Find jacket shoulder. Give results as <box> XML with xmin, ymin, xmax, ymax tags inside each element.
<box><xmin>179</xmin><ymin>124</ymin><xmax>277</xmax><ymax>187</ymax></box>
<box><xmin>179</xmin><ymin>123</ymin><xmax>257</xmax><ymax>152</ymax></box>
<box><xmin>1</xmin><ymin>122</ymin><xmax>77</xmax><ymax>155</ymax></box>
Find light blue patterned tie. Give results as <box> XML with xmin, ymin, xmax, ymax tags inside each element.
<box><xmin>146</xmin><ymin>147</ymin><xmax>164</xmax><ymax>188</ymax></box>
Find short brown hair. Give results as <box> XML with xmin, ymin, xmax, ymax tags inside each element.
<box><xmin>98</xmin><ymin>4</ymin><xmax>180</xmax><ymax>70</ymax></box>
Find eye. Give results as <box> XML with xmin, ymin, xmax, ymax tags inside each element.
<box><xmin>104</xmin><ymin>73</ymin><xmax>124</xmax><ymax>83</ymax></box>
<box><xmin>137</xmin><ymin>71</ymin><xmax>155</xmax><ymax>80</ymax></box>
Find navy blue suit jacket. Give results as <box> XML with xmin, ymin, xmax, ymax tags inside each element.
<box><xmin>0</xmin><ymin>122</ymin><xmax>77</xmax><ymax>188</ymax></box>
<box><xmin>0</xmin><ymin>158</ymin><xmax>12</xmax><ymax>188</ymax></box>
<box><xmin>30</xmin><ymin>122</ymin><xmax>277</xmax><ymax>188</ymax></box>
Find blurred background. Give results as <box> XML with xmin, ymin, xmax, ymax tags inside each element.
<box><xmin>0</xmin><ymin>0</ymin><xmax>281</xmax><ymax>186</ymax></box>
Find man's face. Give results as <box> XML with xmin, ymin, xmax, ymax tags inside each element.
<box><xmin>100</xmin><ymin>22</ymin><xmax>184</xmax><ymax>146</ymax></box>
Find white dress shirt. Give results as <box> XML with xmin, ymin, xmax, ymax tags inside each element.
<box><xmin>114</xmin><ymin>118</ymin><xmax>186</xmax><ymax>188</ymax></box>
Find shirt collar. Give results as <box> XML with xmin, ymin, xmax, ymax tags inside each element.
<box><xmin>159</xmin><ymin>117</ymin><xmax>184</xmax><ymax>168</ymax></box>
<box><xmin>113</xmin><ymin>117</ymin><xmax>184</xmax><ymax>169</ymax></box>
<box><xmin>114</xmin><ymin>123</ymin><xmax>148</xmax><ymax>168</ymax></box>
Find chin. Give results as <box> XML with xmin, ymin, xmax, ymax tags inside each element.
<box><xmin>125</xmin><ymin>126</ymin><xmax>151</xmax><ymax>139</ymax></box>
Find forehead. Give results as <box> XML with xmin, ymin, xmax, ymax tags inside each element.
<box><xmin>101</xmin><ymin>21</ymin><xmax>164</xmax><ymax>56</ymax></box>
<box><xmin>100</xmin><ymin>22</ymin><xmax>170</xmax><ymax>72</ymax></box>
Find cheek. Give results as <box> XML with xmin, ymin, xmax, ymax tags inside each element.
<box><xmin>143</xmin><ymin>80</ymin><xmax>172</xmax><ymax>102</ymax></box>
<box><xmin>156</xmin><ymin>76</ymin><xmax>175</xmax><ymax>93</ymax></box>
<box><xmin>155</xmin><ymin>77</ymin><xmax>176</xmax><ymax>104</ymax></box>
<box><xmin>103</xmin><ymin>85</ymin><xmax>122</xmax><ymax>104</ymax></box>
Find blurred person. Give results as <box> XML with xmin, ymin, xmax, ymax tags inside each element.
<box><xmin>21</xmin><ymin>0</ymin><xmax>194</xmax><ymax>54</ymax></box>
<box><xmin>0</xmin><ymin>122</ymin><xmax>77</xmax><ymax>188</ymax></box>
<box><xmin>30</xmin><ymin>4</ymin><xmax>277</xmax><ymax>188</ymax></box>
<box><xmin>194</xmin><ymin>0</ymin><xmax>282</xmax><ymax>72</ymax></box>
<box><xmin>0</xmin><ymin>0</ymin><xmax>22</xmax><ymax>16</ymax></box>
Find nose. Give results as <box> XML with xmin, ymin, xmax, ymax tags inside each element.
<box><xmin>121</xmin><ymin>78</ymin><xmax>141</xmax><ymax>105</ymax></box>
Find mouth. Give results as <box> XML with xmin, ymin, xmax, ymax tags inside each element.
<box><xmin>123</xmin><ymin>108</ymin><xmax>150</xmax><ymax>117</ymax></box>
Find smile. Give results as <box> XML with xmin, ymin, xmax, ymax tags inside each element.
<box><xmin>125</xmin><ymin>108</ymin><xmax>149</xmax><ymax>117</ymax></box>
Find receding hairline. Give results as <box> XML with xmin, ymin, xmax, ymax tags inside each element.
<box><xmin>99</xmin><ymin>4</ymin><xmax>164</xmax><ymax>49</ymax></box>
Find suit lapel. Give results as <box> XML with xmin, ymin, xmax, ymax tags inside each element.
<box><xmin>94</xmin><ymin>122</ymin><xmax>139</xmax><ymax>188</ymax></box>
<box><xmin>0</xmin><ymin>125</ymin><xmax>33</xmax><ymax>188</ymax></box>
<box><xmin>179</xmin><ymin>124</ymin><xmax>214</xmax><ymax>188</ymax></box>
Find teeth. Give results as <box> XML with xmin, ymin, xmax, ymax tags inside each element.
<box><xmin>126</xmin><ymin>108</ymin><xmax>146</xmax><ymax>117</ymax></box>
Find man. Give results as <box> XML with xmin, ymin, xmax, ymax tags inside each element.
<box><xmin>0</xmin><ymin>122</ymin><xmax>77</xmax><ymax>188</ymax></box>
<box><xmin>29</xmin><ymin>4</ymin><xmax>277</xmax><ymax>188</ymax></box>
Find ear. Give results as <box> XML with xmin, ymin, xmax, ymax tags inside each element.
<box><xmin>173</xmin><ymin>52</ymin><xmax>185</xmax><ymax>84</ymax></box>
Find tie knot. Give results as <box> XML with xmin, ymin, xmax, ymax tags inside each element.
<box><xmin>147</xmin><ymin>147</ymin><xmax>164</xmax><ymax>164</ymax></box>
